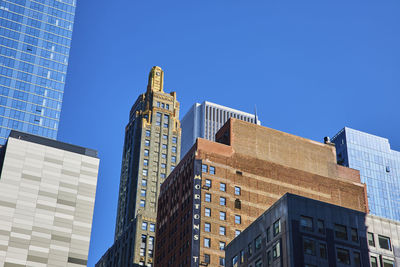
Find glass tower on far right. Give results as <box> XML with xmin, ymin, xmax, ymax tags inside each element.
<box><xmin>332</xmin><ymin>127</ymin><xmax>400</xmax><ymax>221</ymax></box>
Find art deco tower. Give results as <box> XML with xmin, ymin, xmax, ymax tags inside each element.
<box><xmin>97</xmin><ymin>66</ymin><xmax>181</xmax><ymax>266</ymax></box>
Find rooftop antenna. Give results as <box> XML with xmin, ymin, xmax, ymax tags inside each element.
<box><xmin>254</xmin><ymin>105</ymin><xmax>259</xmax><ymax>125</ymax></box>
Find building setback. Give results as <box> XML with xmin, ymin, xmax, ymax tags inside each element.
<box><xmin>180</xmin><ymin>101</ymin><xmax>260</xmax><ymax>157</ymax></box>
<box><xmin>226</xmin><ymin>193</ymin><xmax>399</xmax><ymax>267</ymax></box>
<box><xmin>0</xmin><ymin>130</ymin><xmax>99</xmax><ymax>266</ymax></box>
<box><xmin>0</xmin><ymin>0</ymin><xmax>78</xmax><ymax>143</ymax></box>
<box><xmin>332</xmin><ymin>127</ymin><xmax>400</xmax><ymax>221</ymax></box>
<box><xmin>96</xmin><ymin>66</ymin><xmax>181</xmax><ymax>266</ymax></box>
<box><xmin>155</xmin><ymin>118</ymin><xmax>368</xmax><ymax>267</ymax></box>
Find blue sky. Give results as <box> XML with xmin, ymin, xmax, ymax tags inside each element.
<box><xmin>57</xmin><ymin>1</ymin><xmax>400</xmax><ymax>265</ymax></box>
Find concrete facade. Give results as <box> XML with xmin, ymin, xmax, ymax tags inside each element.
<box><xmin>180</xmin><ymin>101</ymin><xmax>260</xmax><ymax>157</ymax></box>
<box><xmin>0</xmin><ymin>131</ymin><xmax>99</xmax><ymax>266</ymax></box>
<box><xmin>155</xmin><ymin>119</ymin><xmax>368</xmax><ymax>267</ymax></box>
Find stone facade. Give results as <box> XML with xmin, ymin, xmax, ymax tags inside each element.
<box><xmin>155</xmin><ymin>118</ymin><xmax>368</xmax><ymax>267</ymax></box>
<box><xmin>0</xmin><ymin>131</ymin><xmax>99</xmax><ymax>266</ymax></box>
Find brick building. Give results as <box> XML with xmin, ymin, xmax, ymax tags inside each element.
<box><xmin>154</xmin><ymin>118</ymin><xmax>368</xmax><ymax>267</ymax></box>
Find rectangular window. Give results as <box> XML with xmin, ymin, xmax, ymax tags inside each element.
<box><xmin>140</xmin><ymin>200</ymin><xmax>145</xmax><ymax>207</ymax></box>
<box><xmin>150</xmin><ymin>223</ymin><xmax>155</xmax><ymax>232</ymax></box>
<box><xmin>220</xmin><ymin>211</ymin><xmax>226</xmax><ymax>221</ymax></box>
<box><xmin>235</xmin><ymin>215</ymin><xmax>241</xmax><ymax>224</ymax></box>
<box><xmin>143</xmin><ymin>159</ymin><xmax>148</xmax><ymax>166</ymax></box>
<box><xmin>157</xmin><ymin>102</ymin><xmax>160</xmax><ymax>107</ymax></box>
<box><xmin>232</xmin><ymin>255</ymin><xmax>238</xmax><ymax>267</ymax></box>
<box><xmin>272</xmin><ymin>241</ymin><xmax>280</xmax><ymax>259</ymax></box>
<box><xmin>383</xmin><ymin>259</ymin><xmax>394</xmax><ymax>267</ymax></box>
<box><xmin>171</xmin><ymin>156</ymin><xmax>176</xmax><ymax>163</ymax></box>
<box><xmin>266</xmin><ymin>227</ymin><xmax>270</xmax><ymax>242</ymax></box>
<box><xmin>354</xmin><ymin>252</ymin><xmax>361</xmax><ymax>267</ymax></box>
<box><xmin>336</xmin><ymin>248</ymin><xmax>350</xmax><ymax>265</ymax></box>
<box><xmin>371</xmin><ymin>256</ymin><xmax>378</xmax><ymax>267</ymax></box>
<box><xmin>161</xmin><ymin>103</ymin><xmax>165</xmax><ymax>108</ymax></box>
<box><xmin>334</xmin><ymin>224</ymin><xmax>347</xmax><ymax>240</ymax></box>
<box><xmin>172</xmin><ymin>136</ymin><xmax>177</xmax><ymax>143</ymax></box>
<box><xmin>146</xmin><ymin>130</ymin><xmax>151</xmax><ymax>137</ymax></box>
<box><xmin>303</xmin><ymin>238</ymin><xmax>316</xmax><ymax>255</ymax></box>
<box><xmin>142</xmin><ymin>179</ymin><xmax>147</xmax><ymax>187</ymax></box>
<box><xmin>162</xmin><ymin>144</ymin><xmax>167</xmax><ymax>149</ymax></box>
<box><xmin>210</xmin><ymin>166</ymin><xmax>215</xmax><ymax>175</ymax></box>
<box><xmin>317</xmin><ymin>219</ymin><xmax>325</xmax><ymax>234</ymax></box>
<box><xmin>219</xmin><ymin>226</ymin><xmax>226</xmax><ymax>235</ymax></box>
<box><xmin>220</xmin><ymin>183</ymin><xmax>226</xmax><ymax>192</ymax></box>
<box><xmin>145</xmin><ymin>140</ymin><xmax>150</xmax><ymax>146</ymax></box>
<box><xmin>240</xmin><ymin>250</ymin><xmax>245</xmax><ymax>263</ymax></box>
<box><xmin>255</xmin><ymin>259</ymin><xmax>262</xmax><ymax>267</ymax></box>
<box><xmin>234</xmin><ymin>186</ymin><xmax>241</xmax><ymax>195</ymax></box>
<box><xmin>172</xmin><ymin>146</ymin><xmax>177</xmax><ymax>153</ymax></box>
<box><xmin>142</xmin><ymin>222</ymin><xmax>147</xmax><ymax>230</ymax></box>
<box><xmin>162</xmin><ymin>134</ymin><xmax>168</xmax><ymax>139</ymax></box>
<box><xmin>300</xmin><ymin>216</ymin><xmax>313</xmax><ymax>231</ymax></box>
<box><xmin>144</xmin><ymin>149</ymin><xmax>149</xmax><ymax>156</ymax></box>
<box><xmin>204</xmin><ymin>254</ymin><xmax>210</xmax><ymax>264</ymax></box>
<box><xmin>273</xmin><ymin>219</ymin><xmax>281</xmax><ymax>236</ymax></box>
<box><xmin>205</xmin><ymin>208</ymin><xmax>211</xmax><ymax>217</ymax></box>
<box><xmin>219</xmin><ymin>257</ymin><xmax>225</xmax><ymax>266</ymax></box>
<box><xmin>205</xmin><ymin>223</ymin><xmax>211</xmax><ymax>232</ymax></box>
<box><xmin>255</xmin><ymin>235</ymin><xmax>262</xmax><ymax>250</ymax></box>
<box><xmin>248</xmin><ymin>242</ymin><xmax>253</xmax><ymax>256</ymax></box>
<box><xmin>143</xmin><ymin>169</ymin><xmax>148</xmax><ymax>176</ymax></box>
<box><xmin>351</xmin><ymin>228</ymin><xmax>358</xmax><ymax>242</ymax></box>
<box><xmin>378</xmin><ymin>235</ymin><xmax>391</xmax><ymax>250</ymax></box>
<box><xmin>205</xmin><ymin>193</ymin><xmax>211</xmax><ymax>202</ymax></box>
<box><xmin>319</xmin><ymin>243</ymin><xmax>327</xmax><ymax>259</ymax></box>
<box><xmin>219</xmin><ymin>241</ymin><xmax>225</xmax><ymax>251</ymax></box>
<box><xmin>162</xmin><ymin>153</ymin><xmax>166</xmax><ymax>159</ymax></box>
<box><xmin>205</xmin><ymin>179</ymin><xmax>212</xmax><ymax>188</ymax></box>
<box><xmin>140</xmin><ymin>189</ymin><xmax>146</xmax><ymax>197</ymax></box>
<box><xmin>368</xmin><ymin>232</ymin><xmax>375</xmax><ymax>246</ymax></box>
<box><xmin>160</xmin><ymin>173</ymin><xmax>166</xmax><ymax>179</ymax></box>
<box><xmin>156</xmin><ymin>112</ymin><xmax>161</xmax><ymax>126</ymax></box>
<box><xmin>202</xmin><ymin>164</ymin><xmax>208</xmax><ymax>173</ymax></box>
<box><xmin>161</xmin><ymin>163</ymin><xmax>166</xmax><ymax>169</ymax></box>
<box><xmin>235</xmin><ymin>230</ymin><xmax>241</xmax><ymax>237</ymax></box>
<box><xmin>220</xmin><ymin>197</ymin><xmax>226</xmax><ymax>206</ymax></box>
<box><xmin>204</xmin><ymin>238</ymin><xmax>210</xmax><ymax>248</ymax></box>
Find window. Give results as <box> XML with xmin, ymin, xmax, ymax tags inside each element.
<box><xmin>334</xmin><ymin>224</ymin><xmax>347</xmax><ymax>240</ymax></box>
<box><xmin>144</xmin><ymin>149</ymin><xmax>149</xmax><ymax>156</ymax></box>
<box><xmin>146</xmin><ymin>130</ymin><xmax>151</xmax><ymax>137</ymax></box>
<box><xmin>235</xmin><ymin>215</ymin><xmax>241</xmax><ymax>224</ymax></box>
<box><xmin>370</xmin><ymin>256</ymin><xmax>378</xmax><ymax>267</ymax></box>
<box><xmin>172</xmin><ymin>146</ymin><xmax>177</xmax><ymax>153</ymax></box>
<box><xmin>150</xmin><ymin>223</ymin><xmax>155</xmax><ymax>232</ymax></box>
<box><xmin>368</xmin><ymin>232</ymin><xmax>375</xmax><ymax>246</ymax></box>
<box><xmin>267</xmin><ymin>251</ymin><xmax>271</xmax><ymax>265</ymax></box>
<box><xmin>234</xmin><ymin>199</ymin><xmax>241</xmax><ymax>209</ymax></box>
<box><xmin>160</xmin><ymin>173</ymin><xmax>166</xmax><ymax>179</ymax></box>
<box><xmin>235</xmin><ymin>230</ymin><xmax>241</xmax><ymax>237</ymax></box>
<box><xmin>351</xmin><ymin>228</ymin><xmax>358</xmax><ymax>242</ymax></box>
<box><xmin>232</xmin><ymin>255</ymin><xmax>238</xmax><ymax>267</ymax></box>
<box><xmin>303</xmin><ymin>238</ymin><xmax>316</xmax><ymax>255</ymax></box>
<box><xmin>255</xmin><ymin>235</ymin><xmax>262</xmax><ymax>250</ymax></box>
<box><xmin>161</xmin><ymin>163</ymin><xmax>166</xmax><ymax>169</ymax></box>
<box><xmin>219</xmin><ymin>241</ymin><xmax>225</xmax><ymax>251</ymax></box>
<box><xmin>205</xmin><ymin>208</ymin><xmax>211</xmax><ymax>217</ymax></box>
<box><xmin>220</xmin><ymin>183</ymin><xmax>226</xmax><ymax>192</ymax></box>
<box><xmin>163</xmin><ymin>123</ymin><xmax>169</xmax><ymax>128</ymax></box>
<box><xmin>171</xmin><ymin>156</ymin><xmax>176</xmax><ymax>163</ymax></box>
<box><xmin>172</xmin><ymin>136</ymin><xmax>177</xmax><ymax>143</ymax></box>
<box><xmin>383</xmin><ymin>259</ymin><xmax>394</xmax><ymax>267</ymax></box>
<box><xmin>156</xmin><ymin>112</ymin><xmax>161</xmax><ymax>126</ymax></box>
<box><xmin>219</xmin><ymin>226</ymin><xmax>226</xmax><ymax>235</ymax></box>
<box><xmin>319</xmin><ymin>243</ymin><xmax>327</xmax><ymax>259</ymax></box>
<box><xmin>144</xmin><ymin>159</ymin><xmax>148</xmax><ymax>166</ymax></box>
<box><xmin>162</xmin><ymin>144</ymin><xmax>167</xmax><ymax>149</ymax></box>
<box><xmin>157</xmin><ymin>102</ymin><xmax>160</xmax><ymax>107</ymax></box>
<box><xmin>162</xmin><ymin>134</ymin><xmax>168</xmax><ymax>139</ymax></box>
<box><xmin>140</xmin><ymin>189</ymin><xmax>146</xmax><ymax>197</ymax></box>
<box><xmin>161</xmin><ymin>103</ymin><xmax>165</xmax><ymax>108</ymax></box>
<box><xmin>272</xmin><ymin>241</ymin><xmax>280</xmax><ymax>259</ymax></box>
<box><xmin>162</xmin><ymin>153</ymin><xmax>166</xmax><ymax>159</ymax></box>
<box><xmin>354</xmin><ymin>252</ymin><xmax>361</xmax><ymax>267</ymax></box>
<box><xmin>205</xmin><ymin>193</ymin><xmax>211</xmax><ymax>202</ymax></box>
<box><xmin>273</xmin><ymin>219</ymin><xmax>281</xmax><ymax>236</ymax></box>
<box><xmin>220</xmin><ymin>211</ymin><xmax>226</xmax><ymax>221</ymax></box>
<box><xmin>204</xmin><ymin>254</ymin><xmax>210</xmax><ymax>264</ymax></box>
<box><xmin>143</xmin><ymin>169</ymin><xmax>148</xmax><ymax>176</ymax></box>
<box><xmin>145</xmin><ymin>140</ymin><xmax>150</xmax><ymax>146</ymax></box>
<box><xmin>378</xmin><ymin>235</ymin><xmax>391</xmax><ymax>250</ymax></box>
<box><xmin>220</xmin><ymin>197</ymin><xmax>226</xmax><ymax>206</ymax></box>
<box><xmin>210</xmin><ymin>166</ymin><xmax>215</xmax><ymax>175</ymax></box>
<box><xmin>205</xmin><ymin>179</ymin><xmax>212</xmax><ymax>188</ymax></box>
<box><xmin>204</xmin><ymin>238</ymin><xmax>210</xmax><ymax>248</ymax></box>
<box><xmin>171</xmin><ymin>165</ymin><xmax>175</xmax><ymax>172</ymax></box>
<box><xmin>300</xmin><ymin>216</ymin><xmax>313</xmax><ymax>231</ymax></box>
<box><xmin>248</xmin><ymin>242</ymin><xmax>253</xmax><ymax>256</ymax></box>
<box><xmin>336</xmin><ymin>248</ymin><xmax>350</xmax><ymax>265</ymax></box>
<box><xmin>240</xmin><ymin>250</ymin><xmax>245</xmax><ymax>263</ymax></box>
<box><xmin>219</xmin><ymin>257</ymin><xmax>225</xmax><ymax>266</ymax></box>
<box><xmin>142</xmin><ymin>222</ymin><xmax>148</xmax><ymax>230</ymax></box>
<box><xmin>202</xmin><ymin>164</ymin><xmax>208</xmax><ymax>173</ymax></box>
<box><xmin>317</xmin><ymin>219</ymin><xmax>325</xmax><ymax>234</ymax></box>
<box><xmin>205</xmin><ymin>223</ymin><xmax>211</xmax><ymax>232</ymax></box>
<box><xmin>140</xmin><ymin>200</ymin><xmax>145</xmax><ymax>207</ymax></box>
<box><xmin>255</xmin><ymin>259</ymin><xmax>263</xmax><ymax>267</ymax></box>
<box><xmin>234</xmin><ymin>186</ymin><xmax>241</xmax><ymax>195</ymax></box>
<box><xmin>142</xmin><ymin>179</ymin><xmax>147</xmax><ymax>187</ymax></box>
<box><xmin>266</xmin><ymin>227</ymin><xmax>271</xmax><ymax>242</ymax></box>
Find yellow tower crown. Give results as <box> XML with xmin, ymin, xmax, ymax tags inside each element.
<box><xmin>147</xmin><ymin>66</ymin><xmax>164</xmax><ymax>93</ymax></box>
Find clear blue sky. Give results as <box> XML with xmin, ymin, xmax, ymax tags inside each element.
<box><xmin>57</xmin><ymin>1</ymin><xmax>400</xmax><ymax>265</ymax></box>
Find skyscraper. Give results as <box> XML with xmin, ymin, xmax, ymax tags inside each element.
<box><xmin>0</xmin><ymin>130</ymin><xmax>99</xmax><ymax>266</ymax></box>
<box><xmin>331</xmin><ymin>127</ymin><xmax>400</xmax><ymax>221</ymax></box>
<box><xmin>0</xmin><ymin>0</ymin><xmax>77</xmax><ymax>143</ymax></box>
<box><xmin>97</xmin><ymin>66</ymin><xmax>181</xmax><ymax>266</ymax></box>
<box><xmin>180</xmin><ymin>101</ymin><xmax>260</xmax><ymax>156</ymax></box>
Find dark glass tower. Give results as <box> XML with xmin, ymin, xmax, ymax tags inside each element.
<box><xmin>0</xmin><ymin>0</ymin><xmax>77</xmax><ymax>143</ymax></box>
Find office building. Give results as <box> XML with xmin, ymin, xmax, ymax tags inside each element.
<box><xmin>97</xmin><ymin>66</ymin><xmax>181</xmax><ymax>266</ymax></box>
<box><xmin>155</xmin><ymin>119</ymin><xmax>368</xmax><ymax>267</ymax></box>
<box><xmin>180</xmin><ymin>101</ymin><xmax>260</xmax><ymax>156</ymax></box>
<box><xmin>332</xmin><ymin>127</ymin><xmax>400</xmax><ymax>221</ymax></box>
<box><xmin>0</xmin><ymin>0</ymin><xmax>77</xmax><ymax>143</ymax></box>
<box><xmin>226</xmin><ymin>193</ymin><xmax>399</xmax><ymax>267</ymax></box>
<box><xmin>0</xmin><ymin>130</ymin><xmax>99</xmax><ymax>266</ymax></box>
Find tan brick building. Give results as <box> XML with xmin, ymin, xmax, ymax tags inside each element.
<box><xmin>155</xmin><ymin>119</ymin><xmax>368</xmax><ymax>267</ymax></box>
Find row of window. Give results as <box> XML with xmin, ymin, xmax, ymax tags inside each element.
<box><xmin>204</xmin><ymin>179</ymin><xmax>241</xmax><ymax>195</ymax></box>
<box><xmin>144</xmin><ymin>139</ymin><xmax>177</xmax><ymax>153</ymax></box>
<box><xmin>141</xmin><ymin>222</ymin><xmax>156</xmax><ymax>232</ymax></box>
<box><xmin>156</xmin><ymin>101</ymin><xmax>170</xmax><ymax>110</ymax></box>
<box><xmin>202</xmin><ymin>164</ymin><xmax>216</xmax><ymax>175</ymax></box>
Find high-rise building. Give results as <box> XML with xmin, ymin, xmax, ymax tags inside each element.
<box><xmin>0</xmin><ymin>0</ymin><xmax>77</xmax><ymax>143</ymax></box>
<box><xmin>97</xmin><ymin>66</ymin><xmax>181</xmax><ymax>266</ymax></box>
<box><xmin>331</xmin><ymin>127</ymin><xmax>400</xmax><ymax>221</ymax></box>
<box><xmin>0</xmin><ymin>130</ymin><xmax>99</xmax><ymax>266</ymax></box>
<box><xmin>155</xmin><ymin>119</ymin><xmax>368</xmax><ymax>267</ymax></box>
<box><xmin>180</xmin><ymin>101</ymin><xmax>260</xmax><ymax>156</ymax></box>
<box><xmin>226</xmin><ymin>193</ymin><xmax>399</xmax><ymax>267</ymax></box>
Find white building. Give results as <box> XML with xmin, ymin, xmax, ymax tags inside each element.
<box><xmin>180</xmin><ymin>101</ymin><xmax>261</xmax><ymax>157</ymax></box>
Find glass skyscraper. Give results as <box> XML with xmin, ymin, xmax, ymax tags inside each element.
<box><xmin>0</xmin><ymin>0</ymin><xmax>76</xmax><ymax>144</ymax></box>
<box><xmin>332</xmin><ymin>127</ymin><xmax>400</xmax><ymax>221</ymax></box>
